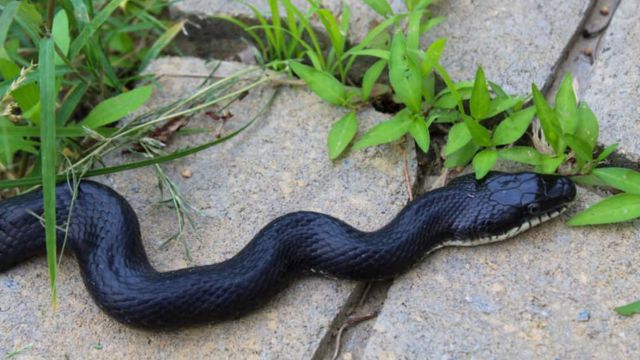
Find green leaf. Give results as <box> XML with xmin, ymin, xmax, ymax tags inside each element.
<box><xmin>444</xmin><ymin>122</ymin><xmax>471</xmax><ymax>155</ymax></box>
<box><xmin>568</xmin><ymin>194</ymin><xmax>640</xmax><ymax>226</ymax></box>
<box><xmin>420</xmin><ymin>16</ymin><xmax>445</xmax><ymax>34</ymax></box>
<box><xmin>361</xmin><ymin>59</ymin><xmax>386</xmax><ymax>101</ymax></box>
<box><xmin>492</xmin><ymin>106</ymin><xmax>536</xmax><ymax>146</ymax></box>
<box><xmin>615</xmin><ymin>300</ymin><xmax>640</xmax><ymax>316</ymax></box>
<box><xmin>470</xmin><ymin>67</ymin><xmax>490</xmax><ymax>120</ymax></box>
<box><xmin>80</xmin><ymin>85</ymin><xmax>153</xmax><ymax>128</ymax></box>
<box><xmin>0</xmin><ymin>1</ymin><xmax>20</xmax><ymax>56</ymax></box>
<box><xmin>138</xmin><ymin>20</ymin><xmax>185</xmax><ymax>73</ymax></box>
<box><xmin>535</xmin><ymin>155</ymin><xmax>565</xmax><ymax>174</ymax></box>
<box><xmin>555</xmin><ymin>73</ymin><xmax>578</xmax><ymax>135</ymax></box>
<box><xmin>423</xmin><ymin>73</ymin><xmax>436</xmax><ymax>106</ymax></box>
<box><xmin>564</xmin><ymin>133</ymin><xmax>593</xmax><ymax>164</ymax></box>
<box><xmin>433</xmin><ymin>63</ymin><xmax>463</xmax><ymax>112</ymax></box>
<box><xmin>412</xmin><ymin>0</ymin><xmax>434</xmax><ymax>10</ymax></box>
<box><xmin>575</xmin><ymin>102</ymin><xmax>599</xmax><ymax>152</ymax></box>
<box><xmin>13</xmin><ymin>1</ymin><xmax>42</xmax><ymax>44</ymax></box>
<box><xmin>290</xmin><ymin>62</ymin><xmax>347</xmax><ymax>106</ymax></box>
<box><xmin>317</xmin><ymin>8</ymin><xmax>345</xmax><ymax>57</ymax></box>
<box><xmin>347</xmin><ymin>48</ymin><xmax>390</xmax><ymax>60</ymax></box>
<box><xmin>388</xmin><ymin>32</ymin><xmax>422</xmax><ymax>112</ymax></box>
<box><xmin>52</xmin><ymin>10</ymin><xmax>70</xmax><ymax>65</ymax></box>
<box><xmin>488</xmin><ymin>81</ymin><xmax>509</xmax><ymax>99</ymax></box>
<box><xmin>482</xmin><ymin>96</ymin><xmax>523</xmax><ymax>120</ymax></box>
<box><xmin>434</xmin><ymin>88</ymin><xmax>473</xmax><ymax>109</ymax></box>
<box><xmin>444</xmin><ymin>141</ymin><xmax>479</xmax><ymax>168</ymax></box>
<box><xmin>421</xmin><ymin>38</ymin><xmax>446</xmax><ymax>74</ymax></box>
<box><xmin>463</xmin><ymin>115</ymin><xmax>491</xmax><ymax>147</ymax></box>
<box><xmin>406</xmin><ymin>10</ymin><xmax>422</xmax><ymax>50</ymax></box>
<box><xmin>571</xmin><ymin>174</ymin><xmax>608</xmax><ymax>187</ymax></box>
<box><xmin>409</xmin><ymin>115</ymin><xmax>430</xmax><ymax>153</ymax></box>
<box><xmin>0</xmin><ymin>117</ymin><xmax>37</xmax><ymax>166</ymax></box>
<box><xmin>532</xmin><ymin>84</ymin><xmax>564</xmax><ymax>154</ymax></box>
<box><xmin>328</xmin><ymin>111</ymin><xmax>358</xmax><ymax>159</ymax></box>
<box><xmin>39</xmin><ymin>37</ymin><xmax>58</xmax><ymax>304</ymax></box>
<box><xmin>69</xmin><ymin>0</ymin><xmax>126</xmax><ymax>58</ymax></box>
<box><xmin>362</xmin><ymin>0</ymin><xmax>394</xmax><ymax>17</ymax></box>
<box><xmin>87</xmin><ymin>37</ymin><xmax>122</xmax><ymax>90</ymax></box>
<box><xmin>428</xmin><ymin>109</ymin><xmax>459</xmax><ymax>124</ymax></box>
<box><xmin>353</xmin><ymin>108</ymin><xmax>413</xmax><ymax>150</ymax></box>
<box><xmin>592</xmin><ymin>168</ymin><xmax>640</xmax><ymax>194</ymax></box>
<box><xmin>498</xmin><ymin>146</ymin><xmax>544</xmax><ymax>165</ymax></box>
<box><xmin>473</xmin><ymin>149</ymin><xmax>498</xmax><ymax>179</ymax></box>
<box><xmin>56</xmin><ymin>82</ymin><xmax>88</xmax><ymax>125</ymax></box>
<box><xmin>595</xmin><ymin>143</ymin><xmax>618</xmax><ymax>163</ymax></box>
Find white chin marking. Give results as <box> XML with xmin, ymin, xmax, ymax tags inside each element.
<box><xmin>440</xmin><ymin>206</ymin><xmax>566</xmax><ymax>249</ymax></box>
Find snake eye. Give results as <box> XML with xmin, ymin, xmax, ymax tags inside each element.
<box><xmin>527</xmin><ymin>203</ymin><xmax>541</xmax><ymax>215</ymax></box>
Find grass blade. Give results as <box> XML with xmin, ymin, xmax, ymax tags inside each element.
<box><xmin>69</xmin><ymin>0</ymin><xmax>126</xmax><ymax>58</ymax></box>
<box><xmin>56</xmin><ymin>82</ymin><xmax>89</xmax><ymax>125</ymax></box>
<box><xmin>38</xmin><ymin>37</ymin><xmax>58</xmax><ymax>304</ymax></box>
<box><xmin>138</xmin><ymin>20</ymin><xmax>185</xmax><ymax>73</ymax></box>
<box><xmin>0</xmin><ymin>106</ymin><xmax>263</xmax><ymax>190</ymax></box>
<box><xmin>0</xmin><ymin>1</ymin><xmax>20</xmax><ymax>53</ymax></box>
<box><xmin>615</xmin><ymin>300</ymin><xmax>640</xmax><ymax>316</ymax></box>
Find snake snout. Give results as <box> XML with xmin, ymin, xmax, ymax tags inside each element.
<box><xmin>538</xmin><ymin>175</ymin><xmax>576</xmax><ymax>213</ymax></box>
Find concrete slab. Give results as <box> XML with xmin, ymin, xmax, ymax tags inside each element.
<box><xmin>583</xmin><ymin>0</ymin><xmax>640</xmax><ymax>162</ymax></box>
<box><xmin>363</xmin><ymin>188</ymin><xmax>640</xmax><ymax>358</ymax></box>
<box><xmin>0</xmin><ymin>58</ymin><xmax>416</xmax><ymax>359</ymax></box>
<box><xmin>424</xmin><ymin>0</ymin><xmax>593</xmax><ymax>94</ymax></box>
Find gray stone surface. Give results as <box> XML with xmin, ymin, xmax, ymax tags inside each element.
<box><xmin>584</xmin><ymin>0</ymin><xmax>640</xmax><ymax>161</ymax></box>
<box><xmin>363</xmin><ymin>188</ymin><xmax>640</xmax><ymax>359</ymax></box>
<box><xmin>424</xmin><ymin>0</ymin><xmax>592</xmax><ymax>94</ymax></box>
<box><xmin>0</xmin><ymin>58</ymin><xmax>416</xmax><ymax>359</ymax></box>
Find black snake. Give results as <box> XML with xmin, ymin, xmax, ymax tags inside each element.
<box><xmin>0</xmin><ymin>172</ymin><xmax>575</xmax><ymax>328</ymax></box>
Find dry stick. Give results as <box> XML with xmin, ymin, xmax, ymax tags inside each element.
<box><xmin>402</xmin><ymin>137</ymin><xmax>414</xmax><ymax>201</ymax></box>
<box><xmin>157</xmin><ymin>73</ymin><xmax>308</xmax><ymax>87</ymax></box>
<box><xmin>332</xmin><ymin>311</ymin><xmax>379</xmax><ymax>360</ymax></box>
<box><xmin>358</xmin><ymin>282</ymin><xmax>373</xmax><ymax>308</ymax></box>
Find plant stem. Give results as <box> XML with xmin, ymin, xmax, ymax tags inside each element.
<box><xmin>46</xmin><ymin>0</ymin><xmax>56</xmax><ymax>33</ymax></box>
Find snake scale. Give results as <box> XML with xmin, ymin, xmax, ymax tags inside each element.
<box><xmin>0</xmin><ymin>171</ymin><xmax>575</xmax><ymax>328</ymax></box>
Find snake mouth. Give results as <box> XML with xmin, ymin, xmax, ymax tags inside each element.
<box><xmin>445</xmin><ymin>205</ymin><xmax>568</xmax><ymax>248</ymax></box>
<box><xmin>479</xmin><ymin>205</ymin><xmax>568</xmax><ymax>245</ymax></box>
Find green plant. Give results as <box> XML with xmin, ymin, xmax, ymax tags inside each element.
<box><xmin>0</xmin><ymin>0</ymin><xmax>280</xmax><ymax>303</ymax></box>
<box><xmin>220</xmin><ymin>0</ymin><xmax>402</xmax><ymax>83</ymax></box>
<box><xmin>286</xmin><ymin>0</ymin><xmax>445</xmax><ymax>159</ymax></box>
<box><xmin>0</xmin><ymin>0</ymin><xmax>186</xmax><ymax>302</ymax></box>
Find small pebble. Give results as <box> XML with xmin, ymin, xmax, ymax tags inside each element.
<box><xmin>181</xmin><ymin>169</ymin><xmax>193</xmax><ymax>178</ymax></box>
<box><xmin>583</xmin><ymin>47</ymin><xmax>593</xmax><ymax>56</ymax></box>
<box><xmin>577</xmin><ymin>309</ymin><xmax>591</xmax><ymax>321</ymax></box>
<box><xmin>600</xmin><ymin>6</ymin><xmax>609</xmax><ymax>16</ymax></box>
<box><xmin>3</xmin><ymin>278</ymin><xmax>20</xmax><ymax>290</ymax></box>
<box><xmin>342</xmin><ymin>352</ymin><xmax>354</xmax><ymax>360</ymax></box>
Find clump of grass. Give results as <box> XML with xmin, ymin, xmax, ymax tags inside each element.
<box><xmin>0</xmin><ymin>0</ymin><xmax>277</xmax><ymax>303</ymax></box>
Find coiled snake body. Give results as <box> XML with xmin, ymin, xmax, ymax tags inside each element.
<box><xmin>0</xmin><ymin>172</ymin><xmax>575</xmax><ymax>328</ymax></box>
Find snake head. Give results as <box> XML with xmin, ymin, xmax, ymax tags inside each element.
<box><xmin>449</xmin><ymin>172</ymin><xmax>576</xmax><ymax>244</ymax></box>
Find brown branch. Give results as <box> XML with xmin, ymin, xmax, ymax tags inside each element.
<box><xmin>332</xmin><ymin>311</ymin><xmax>379</xmax><ymax>360</ymax></box>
